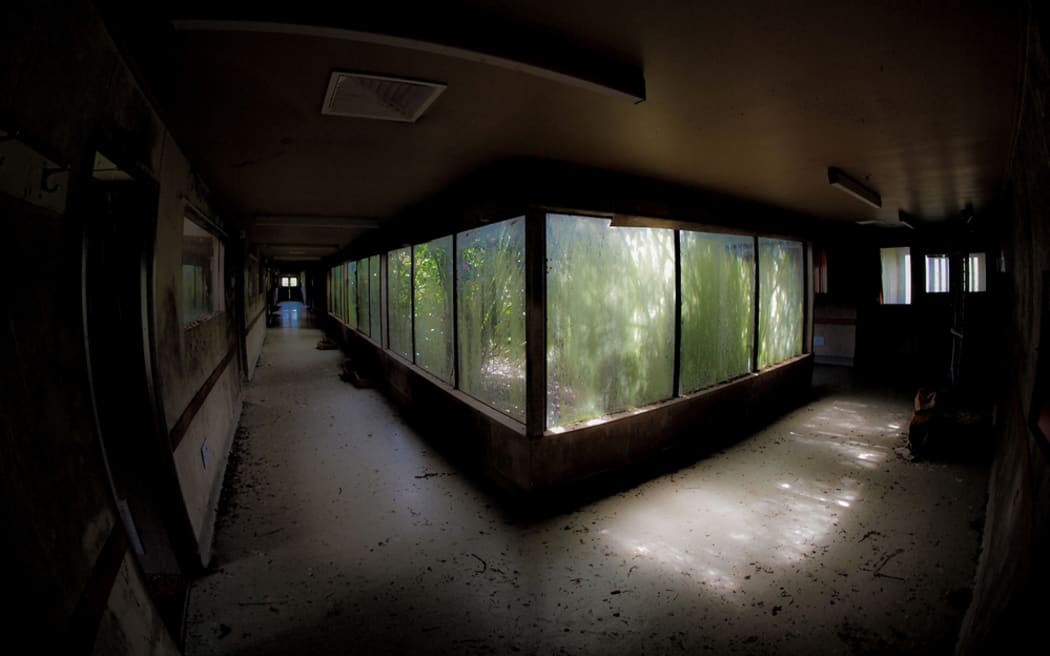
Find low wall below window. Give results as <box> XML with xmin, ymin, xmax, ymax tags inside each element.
<box><xmin>332</xmin><ymin>318</ymin><xmax>813</xmax><ymax>494</ymax></box>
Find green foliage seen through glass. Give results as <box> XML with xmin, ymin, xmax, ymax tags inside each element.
<box><xmin>387</xmin><ymin>247</ymin><xmax>413</xmax><ymax>359</ymax></box>
<box><xmin>346</xmin><ymin>261</ymin><xmax>357</xmax><ymax>328</ymax></box>
<box><xmin>546</xmin><ymin>214</ymin><xmax>675</xmax><ymax>428</ymax></box>
<box><xmin>414</xmin><ymin>236</ymin><xmax>454</xmax><ymax>383</ymax></box>
<box><xmin>680</xmin><ymin>232</ymin><xmax>755</xmax><ymax>393</ymax></box>
<box><xmin>456</xmin><ymin>218</ymin><xmax>526</xmax><ymax>421</ymax></box>
<box><xmin>369</xmin><ymin>254</ymin><xmax>381</xmax><ymax>340</ymax></box>
<box><xmin>758</xmin><ymin>238</ymin><xmax>804</xmax><ymax>368</ymax></box>
<box><xmin>356</xmin><ymin>258</ymin><xmax>369</xmax><ymax>335</ymax></box>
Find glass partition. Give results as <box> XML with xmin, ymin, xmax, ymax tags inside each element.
<box><xmin>388</xmin><ymin>248</ymin><xmax>413</xmax><ymax>359</ymax></box>
<box><xmin>457</xmin><ymin>218</ymin><xmax>526</xmax><ymax>421</ymax></box>
<box><xmin>757</xmin><ymin>238</ymin><xmax>804</xmax><ymax>368</ymax></box>
<box><xmin>414</xmin><ymin>236</ymin><xmax>454</xmax><ymax>383</ymax></box>
<box><xmin>680</xmin><ymin>232</ymin><xmax>755</xmax><ymax>393</ymax></box>
<box><xmin>546</xmin><ymin>214</ymin><xmax>675</xmax><ymax>428</ymax></box>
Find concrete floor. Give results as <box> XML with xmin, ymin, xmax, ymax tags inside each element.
<box><xmin>186</xmin><ymin>304</ymin><xmax>988</xmax><ymax>655</ymax></box>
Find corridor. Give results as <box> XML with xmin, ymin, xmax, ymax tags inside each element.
<box><xmin>185</xmin><ymin>311</ymin><xmax>987</xmax><ymax>655</ymax></box>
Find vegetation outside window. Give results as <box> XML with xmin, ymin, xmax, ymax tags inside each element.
<box><xmin>369</xmin><ymin>254</ymin><xmax>381</xmax><ymax>339</ymax></box>
<box><xmin>546</xmin><ymin>214</ymin><xmax>675</xmax><ymax>428</ymax></box>
<box><xmin>346</xmin><ymin>261</ymin><xmax>358</xmax><ymax>328</ymax></box>
<box><xmin>388</xmin><ymin>247</ymin><xmax>413</xmax><ymax>360</ymax></box>
<box><xmin>880</xmin><ymin>247</ymin><xmax>911</xmax><ymax>304</ymax></box>
<box><xmin>181</xmin><ymin>216</ymin><xmax>224</xmax><ymax>326</ymax></box>
<box><xmin>679</xmin><ymin>232</ymin><xmax>755</xmax><ymax>393</ymax></box>
<box><xmin>414</xmin><ymin>237</ymin><xmax>454</xmax><ymax>383</ymax></box>
<box><xmin>457</xmin><ymin>218</ymin><xmax>526</xmax><ymax>421</ymax></box>
<box><xmin>757</xmin><ymin>238</ymin><xmax>804</xmax><ymax>369</ymax></box>
<box><xmin>356</xmin><ymin>258</ymin><xmax>370</xmax><ymax>334</ymax></box>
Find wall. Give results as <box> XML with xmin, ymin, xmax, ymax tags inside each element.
<box><xmin>0</xmin><ymin>0</ymin><xmax>240</xmax><ymax>649</ymax></box>
<box><xmin>152</xmin><ymin>132</ymin><xmax>243</xmax><ymax>564</ymax></box>
<box><xmin>958</xmin><ymin>5</ymin><xmax>1050</xmax><ymax>652</ymax></box>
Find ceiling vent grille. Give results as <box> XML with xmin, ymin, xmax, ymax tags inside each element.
<box><xmin>321</xmin><ymin>72</ymin><xmax>446</xmax><ymax>122</ymax></box>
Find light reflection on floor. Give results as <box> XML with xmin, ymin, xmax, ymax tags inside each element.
<box><xmin>187</xmin><ymin>353</ymin><xmax>989</xmax><ymax>656</ymax></box>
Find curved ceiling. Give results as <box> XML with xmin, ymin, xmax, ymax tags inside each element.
<box><xmin>138</xmin><ymin>1</ymin><xmax>1023</xmax><ymax>258</ymax></box>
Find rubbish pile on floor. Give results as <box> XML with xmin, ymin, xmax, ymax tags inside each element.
<box><xmin>315</xmin><ymin>336</ymin><xmax>338</xmax><ymax>350</ymax></box>
<box><xmin>908</xmin><ymin>387</ymin><xmax>991</xmax><ymax>460</ymax></box>
<box><xmin>339</xmin><ymin>358</ymin><xmax>373</xmax><ymax>388</ymax></box>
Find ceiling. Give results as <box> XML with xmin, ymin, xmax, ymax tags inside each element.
<box><xmin>134</xmin><ymin>1</ymin><xmax>1023</xmax><ymax>260</ymax></box>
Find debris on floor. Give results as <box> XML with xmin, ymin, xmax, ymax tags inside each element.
<box><xmin>315</xmin><ymin>336</ymin><xmax>338</xmax><ymax>350</ymax></box>
<box><xmin>339</xmin><ymin>358</ymin><xmax>373</xmax><ymax>388</ymax></box>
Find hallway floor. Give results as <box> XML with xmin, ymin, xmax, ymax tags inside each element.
<box><xmin>185</xmin><ymin>312</ymin><xmax>988</xmax><ymax>655</ymax></box>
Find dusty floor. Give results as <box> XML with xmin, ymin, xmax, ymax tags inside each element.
<box><xmin>186</xmin><ymin>304</ymin><xmax>988</xmax><ymax>655</ymax></box>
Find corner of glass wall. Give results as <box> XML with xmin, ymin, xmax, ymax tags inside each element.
<box><xmin>456</xmin><ymin>217</ymin><xmax>527</xmax><ymax>422</ymax></box>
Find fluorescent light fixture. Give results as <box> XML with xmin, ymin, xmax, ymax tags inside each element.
<box><xmin>828</xmin><ymin>167</ymin><xmax>881</xmax><ymax>209</ymax></box>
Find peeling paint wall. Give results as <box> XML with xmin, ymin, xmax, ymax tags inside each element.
<box><xmin>957</xmin><ymin>6</ymin><xmax>1050</xmax><ymax>652</ymax></box>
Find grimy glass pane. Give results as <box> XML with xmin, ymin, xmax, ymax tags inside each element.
<box><xmin>356</xmin><ymin>258</ymin><xmax>369</xmax><ymax>335</ymax></box>
<box><xmin>456</xmin><ymin>217</ymin><xmax>526</xmax><ymax>421</ymax></box>
<box><xmin>546</xmin><ymin>214</ymin><xmax>675</xmax><ymax>428</ymax></box>
<box><xmin>181</xmin><ymin>217</ymin><xmax>222</xmax><ymax>326</ymax></box>
<box><xmin>331</xmin><ymin>264</ymin><xmax>342</xmax><ymax>321</ymax></box>
<box><xmin>414</xmin><ymin>236</ymin><xmax>454</xmax><ymax>383</ymax></box>
<box><xmin>758</xmin><ymin>238</ymin><xmax>804</xmax><ymax>369</ymax></box>
<box><xmin>369</xmin><ymin>254</ymin><xmax>381</xmax><ymax>339</ymax></box>
<box><xmin>387</xmin><ymin>247</ymin><xmax>413</xmax><ymax>359</ymax></box>
<box><xmin>346</xmin><ymin>261</ymin><xmax>358</xmax><ymax>328</ymax></box>
<box><xmin>679</xmin><ymin>232</ymin><xmax>755</xmax><ymax>393</ymax></box>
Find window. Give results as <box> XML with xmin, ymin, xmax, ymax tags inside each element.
<box><xmin>925</xmin><ymin>254</ymin><xmax>950</xmax><ymax>293</ymax></box>
<box><xmin>280</xmin><ymin>276</ymin><xmax>298</xmax><ymax>288</ymax></box>
<box><xmin>414</xmin><ymin>237</ymin><xmax>454</xmax><ymax>382</ymax></box>
<box><xmin>680</xmin><ymin>232</ymin><xmax>755</xmax><ymax>393</ymax></box>
<box><xmin>356</xmin><ymin>258</ymin><xmax>370</xmax><ymax>334</ymax></box>
<box><xmin>546</xmin><ymin>214</ymin><xmax>675</xmax><ymax>428</ymax></box>
<box><xmin>880</xmin><ymin>247</ymin><xmax>911</xmax><ymax>305</ymax></box>
<box><xmin>181</xmin><ymin>216</ymin><xmax>224</xmax><ymax>326</ymax></box>
<box><xmin>346</xmin><ymin>261</ymin><xmax>357</xmax><ymax>328</ymax></box>
<box><xmin>369</xmin><ymin>254</ymin><xmax>381</xmax><ymax>340</ymax></box>
<box><xmin>388</xmin><ymin>247</ymin><xmax>413</xmax><ymax>359</ymax></box>
<box><xmin>967</xmin><ymin>252</ymin><xmax>987</xmax><ymax>292</ymax></box>
<box><xmin>330</xmin><ymin>264</ymin><xmax>344</xmax><ymax>321</ymax></box>
<box><xmin>457</xmin><ymin>218</ymin><xmax>526</xmax><ymax>421</ymax></box>
<box><xmin>757</xmin><ymin>238</ymin><xmax>804</xmax><ymax>369</ymax></box>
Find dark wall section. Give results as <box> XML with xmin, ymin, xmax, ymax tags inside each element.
<box><xmin>958</xmin><ymin>5</ymin><xmax>1050</xmax><ymax>653</ymax></box>
<box><xmin>0</xmin><ymin>0</ymin><xmax>236</xmax><ymax>652</ymax></box>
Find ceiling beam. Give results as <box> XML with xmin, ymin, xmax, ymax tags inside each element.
<box><xmin>172</xmin><ymin>18</ymin><xmax>645</xmax><ymax>103</ymax></box>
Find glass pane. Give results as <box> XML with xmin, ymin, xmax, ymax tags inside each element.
<box><xmin>679</xmin><ymin>232</ymin><xmax>755</xmax><ymax>393</ymax></box>
<box><xmin>880</xmin><ymin>247</ymin><xmax>911</xmax><ymax>304</ymax></box>
<box><xmin>968</xmin><ymin>253</ymin><xmax>987</xmax><ymax>292</ymax></box>
<box><xmin>925</xmin><ymin>254</ymin><xmax>950</xmax><ymax>293</ymax></box>
<box><xmin>758</xmin><ymin>238</ymin><xmax>804</xmax><ymax>369</ymax></box>
<box><xmin>331</xmin><ymin>265</ymin><xmax>342</xmax><ymax>321</ymax></box>
<box><xmin>388</xmin><ymin>247</ymin><xmax>413</xmax><ymax>359</ymax></box>
<box><xmin>346</xmin><ymin>261</ymin><xmax>358</xmax><ymax>328</ymax></box>
<box><xmin>181</xmin><ymin>217</ymin><xmax>224</xmax><ymax>326</ymax></box>
<box><xmin>414</xmin><ymin>237</ymin><xmax>454</xmax><ymax>383</ymax></box>
<box><xmin>369</xmin><ymin>254</ymin><xmax>381</xmax><ymax>340</ymax></box>
<box><xmin>457</xmin><ymin>218</ymin><xmax>526</xmax><ymax>421</ymax></box>
<box><xmin>546</xmin><ymin>214</ymin><xmax>675</xmax><ymax>428</ymax></box>
<box><xmin>356</xmin><ymin>258</ymin><xmax>369</xmax><ymax>334</ymax></box>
